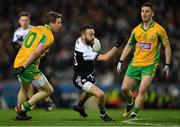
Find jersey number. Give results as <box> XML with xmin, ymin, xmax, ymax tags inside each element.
<box><xmin>24</xmin><ymin>32</ymin><xmax>37</xmax><ymax>48</ymax></box>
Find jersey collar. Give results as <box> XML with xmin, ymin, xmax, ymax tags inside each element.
<box><xmin>141</xmin><ymin>20</ymin><xmax>155</xmax><ymax>32</ymax></box>
<box><xmin>44</xmin><ymin>24</ymin><xmax>52</xmax><ymax>31</ymax></box>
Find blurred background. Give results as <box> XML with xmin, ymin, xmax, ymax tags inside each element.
<box><xmin>0</xmin><ymin>0</ymin><xmax>179</xmax><ymax>109</ymax></box>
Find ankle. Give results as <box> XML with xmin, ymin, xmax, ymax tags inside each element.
<box><xmin>100</xmin><ymin>110</ymin><xmax>106</xmax><ymax>116</ymax></box>
<box><xmin>21</xmin><ymin>101</ymin><xmax>31</xmax><ymax>111</ymax></box>
<box><xmin>132</xmin><ymin>107</ymin><xmax>139</xmax><ymax>114</ymax></box>
<box><xmin>77</xmin><ymin>102</ymin><xmax>84</xmax><ymax>109</ymax></box>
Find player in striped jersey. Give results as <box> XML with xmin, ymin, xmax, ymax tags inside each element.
<box><xmin>12</xmin><ymin>12</ymin><xmax>33</xmax><ymax>53</ymax></box>
<box><xmin>72</xmin><ymin>25</ymin><xmax>125</xmax><ymax>122</ymax></box>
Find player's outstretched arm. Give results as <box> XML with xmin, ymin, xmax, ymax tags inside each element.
<box><xmin>96</xmin><ymin>36</ymin><xmax>125</xmax><ymax>61</ymax></box>
<box><xmin>97</xmin><ymin>46</ymin><xmax>118</xmax><ymax>61</ymax></box>
<box><xmin>23</xmin><ymin>43</ymin><xmax>46</xmax><ymax>68</ymax></box>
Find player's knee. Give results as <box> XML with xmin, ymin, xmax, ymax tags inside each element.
<box><xmin>97</xmin><ymin>91</ymin><xmax>104</xmax><ymax>99</ymax></box>
<box><xmin>121</xmin><ymin>86</ymin><xmax>129</xmax><ymax>94</ymax></box>
<box><xmin>49</xmin><ymin>87</ymin><xmax>54</xmax><ymax>95</ymax></box>
<box><xmin>46</xmin><ymin>87</ymin><xmax>54</xmax><ymax>95</ymax></box>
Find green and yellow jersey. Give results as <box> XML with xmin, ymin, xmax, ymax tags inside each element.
<box><xmin>128</xmin><ymin>21</ymin><xmax>169</xmax><ymax>67</ymax></box>
<box><xmin>14</xmin><ymin>24</ymin><xmax>54</xmax><ymax>68</ymax></box>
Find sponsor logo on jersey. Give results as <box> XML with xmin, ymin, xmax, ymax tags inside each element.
<box><xmin>139</xmin><ymin>42</ymin><xmax>152</xmax><ymax>50</ymax></box>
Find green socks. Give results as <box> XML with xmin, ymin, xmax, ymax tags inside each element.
<box><xmin>22</xmin><ymin>101</ymin><xmax>31</xmax><ymax>111</ymax></box>
<box><xmin>132</xmin><ymin>107</ymin><xmax>139</xmax><ymax>113</ymax></box>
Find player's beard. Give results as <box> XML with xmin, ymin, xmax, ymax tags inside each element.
<box><xmin>85</xmin><ymin>38</ymin><xmax>93</xmax><ymax>46</ymax></box>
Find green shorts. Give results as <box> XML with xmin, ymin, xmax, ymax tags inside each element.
<box><xmin>16</xmin><ymin>64</ymin><xmax>43</xmax><ymax>85</ymax></box>
<box><xmin>125</xmin><ymin>64</ymin><xmax>157</xmax><ymax>81</ymax></box>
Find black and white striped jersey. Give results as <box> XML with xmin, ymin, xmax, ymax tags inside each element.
<box><xmin>73</xmin><ymin>37</ymin><xmax>99</xmax><ymax>76</ymax></box>
<box><xmin>12</xmin><ymin>25</ymin><xmax>33</xmax><ymax>45</ymax></box>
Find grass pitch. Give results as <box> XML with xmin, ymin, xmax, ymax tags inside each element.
<box><xmin>0</xmin><ymin>108</ymin><xmax>180</xmax><ymax>126</ymax></box>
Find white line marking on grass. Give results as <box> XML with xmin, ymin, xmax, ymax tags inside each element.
<box><xmin>121</xmin><ymin>118</ymin><xmax>180</xmax><ymax>127</ymax></box>
<box><xmin>121</xmin><ymin>118</ymin><xmax>161</xmax><ymax>126</ymax></box>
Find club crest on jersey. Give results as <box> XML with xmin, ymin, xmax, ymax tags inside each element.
<box><xmin>150</xmin><ymin>35</ymin><xmax>155</xmax><ymax>41</ymax></box>
<box><xmin>139</xmin><ymin>42</ymin><xmax>152</xmax><ymax>51</ymax></box>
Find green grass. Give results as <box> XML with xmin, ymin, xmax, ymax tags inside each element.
<box><xmin>0</xmin><ymin>108</ymin><xmax>180</xmax><ymax>126</ymax></box>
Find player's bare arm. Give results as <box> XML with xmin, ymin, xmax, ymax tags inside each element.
<box><xmin>23</xmin><ymin>43</ymin><xmax>46</xmax><ymax>68</ymax></box>
<box><xmin>117</xmin><ymin>44</ymin><xmax>133</xmax><ymax>73</ymax></box>
<box><xmin>163</xmin><ymin>42</ymin><xmax>171</xmax><ymax>64</ymax></box>
<box><xmin>119</xmin><ymin>44</ymin><xmax>133</xmax><ymax>61</ymax></box>
<box><xmin>97</xmin><ymin>46</ymin><xmax>118</xmax><ymax>61</ymax></box>
<box><xmin>97</xmin><ymin>36</ymin><xmax>126</xmax><ymax>61</ymax></box>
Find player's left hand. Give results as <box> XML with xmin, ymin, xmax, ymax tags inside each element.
<box><xmin>163</xmin><ymin>64</ymin><xmax>170</xmax><ymax>80</ymax></box>
<box><xmin>14</xmin><ymin>66</ymin><xmax>26</xmax><ymax>75</ymax></box>
<box><xmin>114</xmin><ymin>36</ymin><xmax>126</xmax><ymax>48</ymax></box>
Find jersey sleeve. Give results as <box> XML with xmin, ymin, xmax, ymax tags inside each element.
<box><xmin>38</xmin><ymin>33</ymin><xmax>52</xmax><ymax>49</ymax></box>
<box><xmin>128</xmin><ymin>29</ymin><xmax>137</xmax><ymax>46</ymax></box>
<box><xmin>83</xmin><ymin>51</ymin><xmax>98</xmax><ymax>61</ymax></box>
<box><xmin>159</xmin><ymin>27</ymin><xmax>169</xmax><ymax>45</ymax></box>
<box><xmin>39</xmin><ymin>34</ymin><xmax>47</xmax><ymax>45</ymax></box>
<box><xmin>13</xmin><ymin>31</ymin><xmax>18</xmax><ymax>43</ymax></box>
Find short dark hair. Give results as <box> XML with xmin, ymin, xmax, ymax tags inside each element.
<box><xmin>79</xmin><ymin>25</ymin><xmax>93</xmax><ymax>35</ymax></box>
<box><xmin>141</xmin><ymin>2</ymin><xmax>155</xmax><ymax>12</ymax></box>
<box><xmin>18</xmin><ymin>12</ymin><xmax>31</xmax><ymax>19</ymax></box>
<box><xmin>43</xmin><ymin>11</ymin><xmax>62</xmax><ymax>25</ymax></box>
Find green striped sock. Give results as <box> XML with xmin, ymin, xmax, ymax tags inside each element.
<box><xmin>22</xmin><ymin>101</ymin><xmax>31</xmax><ymax>111</ymax></box>
<box><xmin>132</xmin><ymin>107</ymin><xmax>139</xmax><ymax>113</ymax></box>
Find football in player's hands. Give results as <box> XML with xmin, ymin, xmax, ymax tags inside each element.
<box><xmin>92</xmin><ymin>38</ymin><xmax>101</xmax><ymax>53</ymax></box>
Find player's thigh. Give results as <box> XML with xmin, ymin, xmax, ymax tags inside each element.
<box><xmin>28</xmin><ymin>84</ymin><xmax>34</xmax><ymax>91</ymax></box>
<box><xmin>89</xmin><ymin>84</ymin><xmax>104</xmax><ymax>98</ymax></box>
<box><xmin>73</xmin><ymin>74</ymin><xmax>95</xmax><ymax>92</ymax></box>
<box><xmin>32</xmin><ymin>74</ymin><xmax>53</xmax><ymax>94</ymax></box>
<box><xmin>141</xmin><ymin>64</ymin><xmax>157</xmax><ymax>77</ymax></box>
<box><xmin>125</xmin><ymin>64</ymin><xmax>141</xmax><ymax>81</ymax></box>
<box><xmin>41</xmin><ymin>82</ymin><xmax>53</xmax><ymax>93</ymax></box>
<box><xmin>18</xmin><ymin>77</ymin><xmax>31</xmax><ymax>92</ymax></box>
<box><xmin>139</xmin><ymin>76</ymin><xmax>153</xmax><ymax>95</ymax></box>
<box><xmin>17</xmin><ymin>64</ymin><xmax>43</xmax><ymax>85</ymax></box>
<box><xmin>139</xmin><ymin>65</ymin><xmax>157</xmax><ymax>94</ymax></box>
<box><xmin>122</xmin><ymin>75</ymin><xmax>136</xmax><ymax>92</ymax></box>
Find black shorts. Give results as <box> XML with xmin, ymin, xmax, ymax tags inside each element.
<box><xmin>73</xmin><ymin>73</ymin><xmax>95</xmax><ymax>90</ymax></box>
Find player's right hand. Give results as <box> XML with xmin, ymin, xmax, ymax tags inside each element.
<box><xmin>117</xmin><ymin>60</ymin><xmax>123</xmax><ymax>73</ymax></box>
<box><xmin>14</xmin><ymin>66</ymin><xmax>26</xmax><ymax>75</ymax></box>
